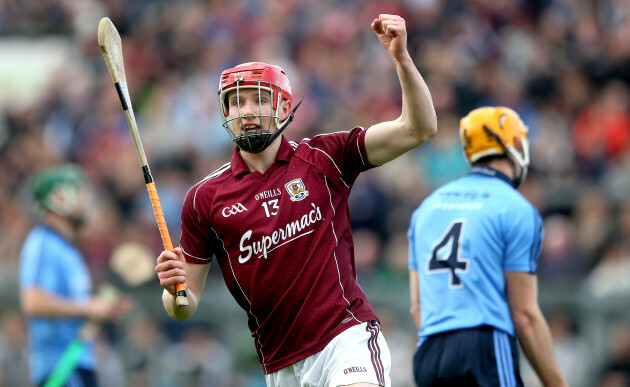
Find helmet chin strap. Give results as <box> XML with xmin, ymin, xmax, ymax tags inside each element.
<box><xmin>235</xmin><ymin>97</ymin><xmax>303</xmax><ymax>154</ymax></box>
<box><xmin>482</xmin><ymin>125</ymin><xmax>525</xmax><ymax>188</ymax></box>
<box><xmin>512</xmin><ymin>167</ymin><xmax>524</xmax><ymax>189</ymax></box>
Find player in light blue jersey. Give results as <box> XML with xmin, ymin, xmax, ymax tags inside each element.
<box><xmin>19</xmin><ymin>164</ymin><xmax>129</xmax><ymax>387</ymax></box>
<box><xmin>408</xmin><ymin>107</ymin><xmax>566</xmax><ymax>387</ymax></box>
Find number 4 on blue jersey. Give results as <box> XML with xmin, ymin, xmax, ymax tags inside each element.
<box><xmin>426</xmin><ymin>219</ymin><xmax>469</xmax><ymax>288</ymax></box>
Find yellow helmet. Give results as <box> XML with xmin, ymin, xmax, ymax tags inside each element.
<box><xmin>459</xmin><ymin>106</ymin><xmax>530</xmax><ymax>186</ymax></box>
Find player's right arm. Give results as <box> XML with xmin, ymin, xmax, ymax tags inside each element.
<box><xmin>408</xmin><ymin>210</ymin><xmax>422</xmax><ymax>330</ymax></box>
<box><xmin>506</xmin><ymin>272</ymin><xmax>567</xmax><ymax>387</ymax></box>
<box><xmin>157</xmin><ymin>247</ymin><xmax>210</xmax><ymax>321</ymax></box>
<box><xmin>409</xmin><ymin>270</ymin><xmax>420</xmax><ymax>329</ymax></box>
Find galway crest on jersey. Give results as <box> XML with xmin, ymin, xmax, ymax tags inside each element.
<box><xmin>285</xmin><ymin>178</ymin><xmax>309</xmax><ymax>201</ymax></box>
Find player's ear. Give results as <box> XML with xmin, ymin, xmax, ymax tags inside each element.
<box><xmin>280</xmin><ymin>99</ymin><xmax>292</xmax><ymax>121</ymax></box>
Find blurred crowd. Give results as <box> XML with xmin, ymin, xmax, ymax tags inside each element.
<box><xmin>1</xmin><ymin>0</ymin><xmax>630</xmax><ymax>386</ymax></box>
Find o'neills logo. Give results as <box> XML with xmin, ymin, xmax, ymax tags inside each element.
<box><xmin>344</xmin><ymin>366</ymin><xmax>367</xmax><ymax>374</ymax></box>
<box><xmin>255</xmin><ymin>188</ymin><xmax>281</xmax><ymax>201</ymax></box>
<box><xmin>238</xmin><ymin>203</ymin><xmax>322</xmax><ymax>263</ymax></box>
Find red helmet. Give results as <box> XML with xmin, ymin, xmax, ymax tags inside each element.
<box><xmin>218</xmin><ymin>62</ymin><xmax>292</xmax><ymax>114</ymax></box>
<box><xmin>217</xmin><ymin>62</ymin><xmax>295</xmax><ymax>153</ymax></box>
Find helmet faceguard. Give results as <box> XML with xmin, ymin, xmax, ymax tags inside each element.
<box><xmin>218</xmin><ymin>62</ymin><xmax>299</xmax><ymax>153</ymax></box>
<box><xmin>460</xmin><ymin>106</ymin><xmax>530</xmax><ymax>188</ymax></box>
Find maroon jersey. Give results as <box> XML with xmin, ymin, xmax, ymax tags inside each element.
<box><xmin>180</xmin><ymin>127</ymin><xmax>378</xmax><ymax>374</ymax></box>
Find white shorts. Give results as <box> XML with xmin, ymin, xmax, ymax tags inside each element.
<box><xmin>265</xmin><ymin>320</ymin><xmax>391</xmax><ymax>387</ymax></box>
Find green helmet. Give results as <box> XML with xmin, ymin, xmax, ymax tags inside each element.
<box><xmin>31</xmin><ymin>164</ymin><xmax>88</xmax><ymax>217</ymax></box>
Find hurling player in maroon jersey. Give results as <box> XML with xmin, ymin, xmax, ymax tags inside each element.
<box><xmin>155</xmin><ymin>14</ymin><xmax>436</xmax><ymax>386</ymax></box>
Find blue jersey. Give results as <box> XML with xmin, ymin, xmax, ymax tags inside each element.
<box><xmin>19</xmin><ymin>224</ymin><xmax>95</xmax><ymax>384</ymax></box>
<box><xmin>408</xmin><ymin>166</ymin><xmax>542</xmax><ymax>343</ymax></box>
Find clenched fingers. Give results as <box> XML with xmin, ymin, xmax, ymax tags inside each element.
<box><xmin>155</xmin><ymin>248</ymin><xmax>187</xmax><ymax>295</ymax></box>
<box><xmin>372</xmin><ymin>14</ymin><xmax>406</xmax><ymax>37</ymax></box>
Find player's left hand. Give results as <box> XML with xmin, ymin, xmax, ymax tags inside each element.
<box><xmin>371</xmin><ymin>14</ymin><xmax>408</xmax><ymax>61</ymax></box>
<box><xmin>155</xmin><ymin>247</ymin><xmax>188</xmax><ymax>297</ymax></box>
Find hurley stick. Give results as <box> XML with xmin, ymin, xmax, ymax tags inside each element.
<box><xmin>97</xmin><ymin>17</ymin><xmax>188</xmax><ymax>306</ymax></box>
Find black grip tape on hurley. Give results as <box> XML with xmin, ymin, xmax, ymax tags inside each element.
<box><xmin>115</xmin><ymin>82</ymin><xmax>129</xmax><ymax>111</ymax></box>
<box><xmin>142</xmin><ymin>165</ymin><xmax>153</xmax><ymax>184</ymax></box>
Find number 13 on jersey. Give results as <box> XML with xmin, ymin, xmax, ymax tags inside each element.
<box><xmin>426</xmin><ymin>219</ymin><xmax>469</xmax><ymax>288</ymax></box>
<box><xmin>262</xmin><ymin>199</ymin><xmax>280</xmax><ymax>217</ymax></box>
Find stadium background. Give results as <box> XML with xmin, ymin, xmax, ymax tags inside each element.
<box><xmin>1</xmin><ymin>0</ymin><xmax>629</xmax><ymax>386</ymax></box>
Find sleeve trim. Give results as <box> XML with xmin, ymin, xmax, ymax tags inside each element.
<box><xmin>182</xmin><ymin>248</ymin><xmax>213</xmax><ymax>264</ymax></box>
<box><xmin>357</xmin><ymin>127</ymin><xmax>376</xmax><ymax>169</ymax></box>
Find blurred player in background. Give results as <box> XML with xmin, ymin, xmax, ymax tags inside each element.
<box><xmin>155</xmin><ymin>14</ymin><xmax>436</xmax><ymax>387</ymax></box>
<box><xmin>19</xmin><ymin>164</ymin><xmax>131</xmax><ymax>387</ymax></box>
<box><xmin>407</xmin><ymin>107</ymin><xmax>567</xmax><ymax>386</ymax></box>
